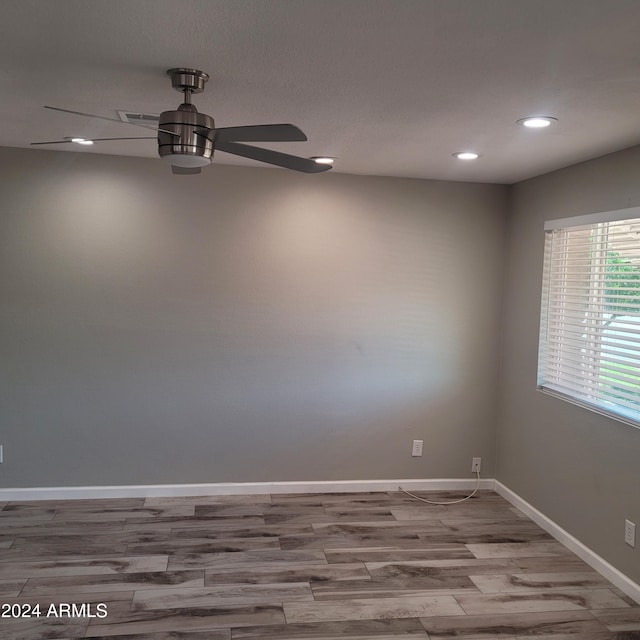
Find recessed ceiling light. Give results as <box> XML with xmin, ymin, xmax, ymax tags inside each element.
<box><xmin>453</xmin><ymin>151</ymin><xmax>479</xmax><ymax>160</ymax></box>
<box><xmin>517</xmin><ymin>116</ymin><xmax>557</xmax><ymax>128</ymax></box>
<box><xmin>310</xmin><ymin>156</ymin><xmax>335</xmax><ymax>165</ymax></box>
<box><xmin>71</xmin><ymin>137</ymin><xmax>94</xmax><ymax>145</ymax></box>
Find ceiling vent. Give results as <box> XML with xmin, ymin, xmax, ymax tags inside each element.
<box><xmin>117</xmin><ymin>110</ymin><xmax>160</xmax><ymax>126</ymax></box>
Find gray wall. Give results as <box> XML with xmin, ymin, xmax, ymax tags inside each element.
<box><xmin>0</xmin><ymin>146</ymin><xmax>507</xmax><ymax>487</ymax></box>
<box><xmin>497</xmin><ymin>145</ymin><xmax>640</xmax><ymax>583</ymax></box>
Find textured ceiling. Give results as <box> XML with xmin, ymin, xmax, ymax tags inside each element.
<box><xmin>2</xmin><ymin>0</ymin><xmax>640</xmax><ymax>184</ymax></box>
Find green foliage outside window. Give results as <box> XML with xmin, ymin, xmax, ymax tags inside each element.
<box><xmin>601</xmin><ymin>251</ymin><xmax>640</xmax><ymax>401</ymax></box>
<box><xmin>604</xmin><ymin>251</ymin><xmax>640</xmax><ymax>314</ymax></box>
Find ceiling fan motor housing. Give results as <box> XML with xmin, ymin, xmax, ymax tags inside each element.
<box><xmin>158</xmin><ymin>69</ymin><xmax>215</xmax><ymax>167</ymax></box>
<box><xmin>158</xmin><ymin>103</ymin><xmax>215</xmax><ymax>166</ymax></box>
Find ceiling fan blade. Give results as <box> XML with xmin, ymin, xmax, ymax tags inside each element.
<box><xmin>30</xmin><ymin>136</ymin><xmax>156</xmax><ymax>145</ymax></box>
<box><xmin>203</xmin><ymin>124</ymin><xmax>307</xmax><ymax>143</ymax></box>
<box><xmin>171</xmin><ymin>166</ymin><xmax>202</xmax><ymax>175</ymax></box>
<box><xmin>216</xmin><ymin>141</ymin><xmax>331</xmax><ymax>173</ymax></box>
<box><xmin>44</xmin><ymin>106</ymin><xmax>179</xmax><ymax>137</ymax></box>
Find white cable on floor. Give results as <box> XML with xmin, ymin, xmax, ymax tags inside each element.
<box><xmin>399</xmin><ymin>470</ymin><xmax>481</xmax><ymax>505</ymax></box>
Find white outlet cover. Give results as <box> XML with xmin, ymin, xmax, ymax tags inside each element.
<box><xmin>412</xmin><ymin>440</ymin><xmax>424</xmax><ymax>457</ymax></box>
<box><xmin>625</xmin><ymin>519</ymin><xmax>636</xmax><ymax>547</ymax></box>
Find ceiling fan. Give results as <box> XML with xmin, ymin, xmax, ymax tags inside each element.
<box><xmin>31</xmin><ymin>68</ymin><xmax>332</xmax><ymax>175</ymax></box>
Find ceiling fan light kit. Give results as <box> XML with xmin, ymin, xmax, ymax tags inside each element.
<box><xmin>32</xmin><ymin>68</ymin><xmax>332</xmax><ymax>176</ymax></box>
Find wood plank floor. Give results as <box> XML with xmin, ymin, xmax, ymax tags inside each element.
<box><xmin>0</xmin><ymin>490</ymin><xmax>637</xmax><ymax>639</ymax></box>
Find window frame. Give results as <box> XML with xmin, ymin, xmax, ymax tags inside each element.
<box><xmin>537</xmin><ymin>207</ymin><xmax>640</xmax><ymax>430</ymax></box>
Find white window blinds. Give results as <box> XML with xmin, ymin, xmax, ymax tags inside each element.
<box><xmin>538</xmin><ymin>210</ymin><xmax>640</xmax><ymax>428</ymax></box>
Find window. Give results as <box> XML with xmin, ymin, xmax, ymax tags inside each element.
<box><xmin>538</xmin><ymin>208</ymin><xmax>640</xmax><ymax>428</ymax></box>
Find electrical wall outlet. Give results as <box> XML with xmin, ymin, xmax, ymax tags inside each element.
<box><xmin>471</xmin><ymin>457</ymin><xmax>481</xmax><ymax>473</ymax></box>
<box><xmin>625</xmin><ymin>519</ymin><xmax>636</xmax><ymax>547</ymax></box>
<box><xmin>411</xmin><ymin>440</ymin><xmax>424</xmax><ymax>457</ymax></box>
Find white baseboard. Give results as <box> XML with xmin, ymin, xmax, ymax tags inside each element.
<box><xmin>495</xmin><ymin>480</ymin><xmax>640</xmax><ymax>605</ymax></box>
<box><xmin>0</xmin><ymin>477</ymin><xmax>495</xmax><ymax>502</ymax></box>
